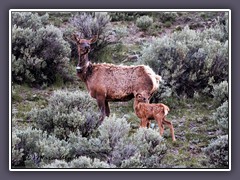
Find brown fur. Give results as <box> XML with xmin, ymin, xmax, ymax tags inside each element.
<box><xmin>134</xmin><ymin>93</ymin><xmax>176</xmax><ymax>141</ymax></box>
<box><xmin>74</xmin><ymin>35</ymin><xmax>162</xmax><ymax>123</ymax></box>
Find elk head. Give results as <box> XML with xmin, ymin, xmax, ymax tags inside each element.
<box><xmin>73</xmin><ymin>34</ymin><xmax>98</xmax><ymax>56</ymax></box>
<box><xmin>73</xmin><ymin>34</ymin><xmax>98</xmax><ymax>72</ymax></box>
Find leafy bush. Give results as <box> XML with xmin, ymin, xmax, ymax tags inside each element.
<box><xmin>97</xmin><ymin>115</ymin><xmax>134</xmax><ymax>166</ymax></box>
<box><xmin>13</xmin><ymin>110</ymin><xmax>168</xmax><ymax>168</ymax></box>
<box><xmin>29</xmin><ymin>90</ymin><xmax>100</xmax><ymax>139</ymax></box>
<box><xmin>69</xmin><ymin>12</ymin><xmax>112</xmax><ymax>61</ymax></box>
<box><xmin>136</xmin><ymin>15</ymin><xmax>153</xmax><ymax>31</ymax></box>
<box><xmin>47</xmin><ymin>12</ymin><xmax>73</xmax><ymax>27</ymax></box>
<box><xmin>12</xmin><ymin>12</ymin><xmax>71</xmax><ymax>86</ymax></box>
<box><xmin>68</xmin><ymin>115</ymin><xmax>132</xmax><ymax>164</ymax></box>
<box><xmin>70</xmin><ymin>12</ymin><xmax>110</xmax><ymax>38</ymax></box>
<box><xmin>11</xmin><ymin>85</ymin><xmax>169</xmax><ymax>169</ymax></box>
<box><xmin>109</xmin><ymin>12</ymin><xmax>137</xmax><ymax>21</ymax></box>
<box><xmin>42</xmin><ymin>156</ymin><xmax>112</xmax><ymax>168</ymax></box>
<box><xmin>11</xmin><ymin>133</ymin><xmax>24</xmax><ymax>166</ymax></box>
<box><xmin>11</xmin><ymin>127</ymin><xmax>44</xmax><ymax>167</ymax></box>
<box><xmin>109</xmin><ymin>12</ymin><xmax>153</xmax><ymax>22</ymax></box>
<box><xmin>164</xmin><ymin>21</ymin><xmax>172</xmax><ymax>28</ymax></box>
<box><xmin>37</xmin><ymin>134</ymin><xmax>69</xmax><ymax>161</ymax></box>
<box><xmin>11</xmin><ymin>12</ymin><xmax>49</xmax><ymax>30</ymax></box>
<box><xmin>211</xmin><ymin>81</ymin><xmax>228</xmax><ymax>106</ymax></box>
<box><xmin>131</xmin><ymin>128</ymin><xmax>167</xmax><ymax>168</ymax></box>
<box><xmin>157</xmin><ymin>12</ymin><xmax>178</xmax><ymax>23</ymax></box>
<box><xmin>213</xmin><ymin>101</ymin><xmax>228</xmax><ymax>133</ymax></box>
<box><xmin>204</xmin><ymin>135</ymin><xmax>229</xmax><ymax>168</ymax></box>
<box><xmin>61</xmin><ymin>24</ymin><xmax>79</xmax><ymax>63</ymax></box>
<box><xmin>150</xmin><ymin>80</ymin><xmax>172</xmax><ymax>103</ymax></box>
<box><xmin>138</xmin><ymin>24</ymin><xmax>228</xmax><ymax>98</ymax></box>
<box><xmin>41</xmin><ymin>159</ymin><xmax>69</xmax><ymax>168</ymax></box>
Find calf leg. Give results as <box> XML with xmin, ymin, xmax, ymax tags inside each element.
<box><xmin>163</xmin><ymin>117</ymin><xmax>176</xmax><ymax>141</ymax></box>
<box><xmin>140</xmin><ymin>118</ymin><xmax>148</xmax><ymax>127</ymax></box>
<box><xmin>155</xmin><ymin>114</ymin><xmax>164</xmax><ymax>137</ymax></box>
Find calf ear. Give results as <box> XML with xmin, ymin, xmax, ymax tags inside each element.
<box><xmin>136</xmin><ymin>93</ymin><xmax>142</xmax><ymax>98</ymax></box>
<box><xmin>133</xmin><ymin>91</ymin><xmax>139</xmax><ymax>97</ymax></box>
<box><xmin>90</xmin><ymin>35</ymin><xmax>98</xmax><ymax>44</ymax></box>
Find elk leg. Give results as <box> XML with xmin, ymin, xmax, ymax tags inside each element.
<box><xmin>96</xmin><ymin>96</ymin><xmax>106</xmax><ymax>123</ymax></box>
<box><xmin>147</xmin><ymin>121</ymin><xmax>150</xmax><ymax>128</ymax></box>
<box><xmin>105</xmin><ymin>100</ymin><xmax>110</xmax><ymax>117</ymax></box>
<box><xmin>163</xmin><ymin>118</ymin><xmax>176</xmax><ymax>141</ymax></box>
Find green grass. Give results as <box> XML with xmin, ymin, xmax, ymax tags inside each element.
<box><xmin>12</xmin><ymin>84</ymin><xmax>49</xmax><ymax>122</ymax></box>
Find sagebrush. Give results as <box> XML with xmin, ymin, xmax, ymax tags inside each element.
<box><xmin>12</xmin><ymin>12</ymin><xmax>72</xmax><ymax>86</ymax></box>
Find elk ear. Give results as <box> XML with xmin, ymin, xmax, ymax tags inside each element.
<box><xmin>90</xmin><ymin>35</ymin><xmax>98</xmax><ymax>44</ymax></box>
<box><xmin>73</xmin><ymin>33</ymin><xmax>81</xmax><ymax>43</ymax></box>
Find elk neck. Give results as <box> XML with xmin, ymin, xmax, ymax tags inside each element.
<box><xmin>76</xmin><ymin>54</ymin><xmax>92</xmax><ymax>81</ymax></box>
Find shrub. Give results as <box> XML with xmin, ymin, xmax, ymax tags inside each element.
<box><xmin>68</xmin><ymin>156</ymin><xmax>112</xmax><ymax>168</ymax></box>
<box><xmin>68</xmin><ymin>115</ymin><xmax>131</xmax><ymax>163</ymax></box>
<box><xmin>47</xmin><ymin>12</ymin><xmax>73</xmax><ymax>27</ymax></box>
<box><xmin>109</xmin><ymin>12</ymin><xmax>153</xmax><ymax>22</ymax></box>
<box><xmin>37</xmin><ymin>134</ymin><xmax>69</xmax><ymax>161</ymax></box>
<box><xmin>150</xmin><ymin>80</ymin><xmax>172</xmax><ymax>103</ymax></box>
<box><xmin>29</xmin><ymin>90</ymin><xmax>100</xmax><ymax>139</ymax></box>
<box><xmin>204</xmin><ymin>135</ymin><xmax>229</xmax><ymax>168</ymax></box>
<box><xmin>60</xmin><ymin>23</ymin><xmax>79</xmax><ymax>63</ymax></box>
<box><xmin>70</xmin><ymin>12</ymin><xmax>112</xmax><ymax>61</ymax></box>
<box><xmin>11</xmin><ymin>12</ymin><xmax>71</xmax><ymax>86</ymax></box>
<box><xmin>164</xmin><ymin>21</ymin><xmax>172</xmax><ymax>28</ymax></box>
<box><xmin>120</xmin><ymin>153</ymin><xmax>143</xmax><ymax>168</ymax></box>
<box><xmin>130</xmin><ymin>128</ymin><xmax>167</xmax><ymax>168</ymax></box>
<box><xmin>11</xmin><ymin>127</ymin><xmax>44</xmax><ymax>168</ymax></box>
<box><xmin>113</xmin><ymin>26</ymin><xmax>128</xmax><ymax>41</ymax></box>
<box><xmin>98</xmin><ymin>115</ymin><xmax>131</xmax><ymax>148</ymax></box>
<box><xmin>12</xmin><ymin>112</ymin><xmax>168</xmax><ymax>168</ymax></box>
<box><xmin>42</xmin><ymin>160</ymin><xmax>69</xmax><ymax>168</ymax></box>
<box><xmin>42</xmin><ymin>156</ymin><xmax>112</xmax><ymax>168</ymax></box>
<box><xmin>136</xmin><ymin>15</ymin><xmax>153</xmax><ymax>31</ymax></box>
<box><xmin>109</xmin><ymin>12</ymin><xmax>137</xmax><ymax>21</ymax></box>
<box><xmin>213</xmin><ymin>101</ymin><xmax>228</xmax><ymax>133</ymax></box>
<box><xmin>11</xmin><ymin>133</ymin><xmax>24</xmax><ymax>166</ymax></box>
<box><xmin>211</xmin><ymin>81</ymin><xmax>228</xmax><ymax>106</ymax></box>
<box><xmin>13</xmin><ymin>89</ymin><xmax>169</xmax><ymax>169</ymax></box>
<box><xmin>11</xmin><ymin>12</ymin><xmax>49</xmax><ymax>30</ymax></box>
<box><xmin>157</xmin><ymin>12</ymin><xmax>178</xmax><ymax>23</ymax></box>
<box><xmin>138</xmin><ymin>25</ymin><xmax>228</xmax><ymax>98</ymax></box>
<box><xmin>12</xmin><ymin>126</ymin><xmax>71</xmax><ymax>168</ymax></box>
<box><xmin>97</xmin><ymin>115</ymin><xmax>135</xmax><ymax>166</ymax></box>
<box><xmin>68</xmin><ymin>115</ymin><xmax>167</xmax><ymax>168</ymax></box>
<box><xmin>71</xmin><ymin>12</ymin><xmax>110</xmax><ymax>38</ymax></box>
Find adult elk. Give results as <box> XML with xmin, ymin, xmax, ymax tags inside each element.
<box><xmin>73</xmin><ymin>34</ymin><xmax>162</xmax><ymax>123</ymax></box>
<box><xmin>134</xmin><ymin>92</ymin><xmax>176</xmax><ymax>141</ymax></box>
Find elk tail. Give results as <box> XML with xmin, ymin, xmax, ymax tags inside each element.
<box><xmin>155</xmin><ymin>75</ymin><xmax>162</xmax><ymax>83</ymax></box>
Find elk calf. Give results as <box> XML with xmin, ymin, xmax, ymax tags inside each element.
<box><xmin>134</xmin><ymin>93</ymin><xmax>176</xmax><ymax>141</ymax></box>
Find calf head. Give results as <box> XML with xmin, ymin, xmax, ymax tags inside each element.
<box><xmin>135</xmin><ymin>93</ymin><xmax>148</xmax><ymax>103</ymax></box>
